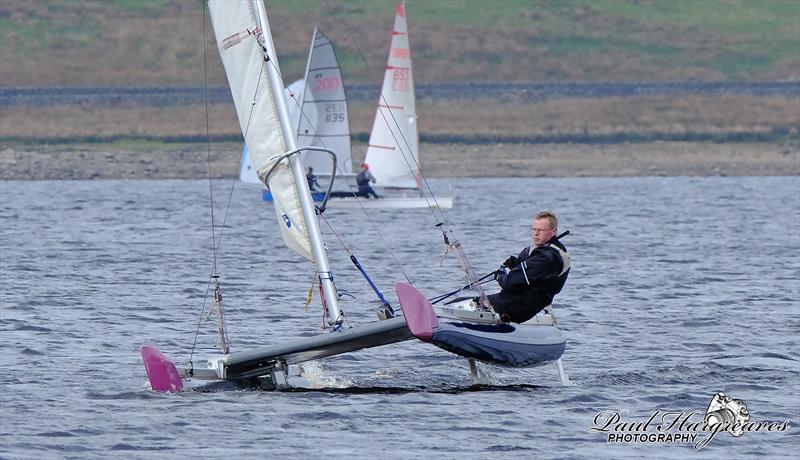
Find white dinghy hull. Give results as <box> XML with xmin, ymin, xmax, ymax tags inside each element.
<box><xmin>262</xmin><ymin>190</ymin><xmax>454</xmax><ymax>209</ymax></box>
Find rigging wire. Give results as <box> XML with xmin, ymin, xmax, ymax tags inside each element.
<box><xmin>319</xmin><ymin>211</ymin><xmax>411</xmax><ymax>284</ymax></box>
<box><xmin>189</xmin><ymin>0</ymin><xmax>215</xmax><ymax>366</ymax></box>
<box><xmin>189</xmin><ymin>3</ymin><xmax>245</xmax><ymax>363</ymax></box>
<box><xmin>203</xmin><ymin>11</ymin><xmax>219</xmax><ymax>290</ymax></box>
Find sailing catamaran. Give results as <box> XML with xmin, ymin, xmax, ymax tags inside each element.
<box><xmin>141</xmin><ymin>0</ymin><xmax>567</xmax><ymax>393</ymax></box>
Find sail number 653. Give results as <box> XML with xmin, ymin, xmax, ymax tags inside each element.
<box><xmin>392</xmin><ymin>69</ymin><xmax>409</xmax><ymax>91</ymax></box>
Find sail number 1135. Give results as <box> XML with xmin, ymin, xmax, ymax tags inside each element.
<box><xmin>325</xmin><ymin>103</ymin><xmax>346</xmax><ymax>123</ymax></box>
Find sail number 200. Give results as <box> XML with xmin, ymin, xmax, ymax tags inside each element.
<box><xmin>315</xmin><ymin>76</ymin><xmax>341</xmax><ymax>91</ymax></box>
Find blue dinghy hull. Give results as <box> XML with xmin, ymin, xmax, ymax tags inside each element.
<box><xmin>431</xmin><ymin>321</ymin><xmax>565</xmax><ymax>367</ymax></box>
<box><xmin>396</xmin><ymin>282</ymin><xmax>566</xmax><ymax>368</ymax></box>
<box><xmin>263</xmin><ymin>190</ymin><xmax>326</xmax><ymax>202</ymax></box>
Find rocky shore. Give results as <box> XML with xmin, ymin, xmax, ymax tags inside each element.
<box><xmin>1</xmin><ymin>141</ymin><xmax>798</xmax><ymax>180</ymax></box>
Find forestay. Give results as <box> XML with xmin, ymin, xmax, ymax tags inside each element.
<box><xmin>363</xmin><ymin>3</ymin><xmax>420</xmax><ymax>189</ymax></box>
<box><xmin>208</xmin><ymin>0</ymin><xmax>312</xmax><ymax>260</ymax></box>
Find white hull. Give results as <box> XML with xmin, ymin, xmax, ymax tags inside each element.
<box><xmin>262</xmin><ymin>188</ymin><xmax>453</xmax><ymax>209</ymax></box>
<box><xmin>325</xmin><ymin>195</ymin><xmax>454</xmax><ymax>209</ymax></box>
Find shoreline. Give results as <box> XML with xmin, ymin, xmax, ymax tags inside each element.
<box><xmin>1</xmin><ymin>141</ymin><xmax>798</xmax><ymax>180</ymax></box>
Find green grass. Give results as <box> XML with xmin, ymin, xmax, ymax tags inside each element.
<box><xmin>335</xmin><ymin>50</ymin><xmax>367</xmax><ymax>78</ymax></box>
<box><xmin>0</xmin><ymin>0</ymin><xmax>797</xmax><ymax>84</ymax></box>
<box><xmin>580</xmin><ymin>0</ymin><xmax>799</xmax><ymax>77</ymax></box>
<box><xmin>1</xmin><ymin>11</ymin><xmax>104</xmax><ymax>53</ymax></box>
<box><xmin>712</xmin><ymin>52</ymin><xmax>775</xmax><ymax>80</ymax></box>
<box><xmin>407</xmin><ymin>0</ymin><xmax>539</xmax><ymax>28</ymax></box>
<box><xmin>588</xmin><ymin>0</ymin><xmax>798</xmax><ymax>35</ymax></box>
<box><xmin>111</xmin><ymin>0</ymin><xmax>166</xmax><ymax>12</ymax></box>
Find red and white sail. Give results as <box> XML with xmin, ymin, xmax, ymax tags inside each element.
<box><xmin>364</xmin><ymin>2</ymin><xmax>420</xmax><ymax>190</ymax></box>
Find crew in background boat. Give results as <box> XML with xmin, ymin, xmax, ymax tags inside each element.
<box><xmin>488</xmin><ymin>210</ymin><xmax>570</xmax><ymax>323</ymax></box>
<box><xmin>356</xmin><ymin>163</ymin><xmax>380</xmax><ymax>198</ymax></box>
<box><xmin>306</xmin><ymin>167</ymin><xmax>320</xmax><ymax>192</ymax></box>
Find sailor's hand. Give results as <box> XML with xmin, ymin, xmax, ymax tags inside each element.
<box><xmin>502</xmin><ymin>255</ymin><xmax>519</xmax><ymax>268</ymax></box>
<box><xmin>493</xmin><ymin>266</ymin><xmax>509</xmax><ymax>281</ymax></box>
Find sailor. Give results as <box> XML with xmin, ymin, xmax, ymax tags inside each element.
<box><xmin>487</xmin><ymin>210</ymin><xmax>570</xmax><ymax>323</ymax></box>
<box><xmin>356</xmin><ymin>163</ymin><xmax>380</xmax><ymax>198</ymax></box>
<box><xmin>306</xmin><ymin>166</ymin><xmax>320</xmax><ymax>192</ymax></box>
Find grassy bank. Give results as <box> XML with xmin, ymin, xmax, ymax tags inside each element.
<box><xmin>1</xmin><ymin>0</ymin><xmax>798</xmax><ymax>86</ymax></box>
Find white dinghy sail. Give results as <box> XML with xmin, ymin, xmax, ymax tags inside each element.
<box><xmin>364</xmin><ymin>2</ymin><xmax>419</xmax><ymax>190</ymax></box>
<box><xmin>295</xmin><ymin>28</ymin><xmax>353</xmax><ymax>177</ymax></box>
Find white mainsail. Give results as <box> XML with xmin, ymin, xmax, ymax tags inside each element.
<box><xmin>364</xmin><ymin>2</ymin><xmax>420</xmax><ymax>190</ymax></box>
<box><xmin>239</xmin><ymin>79</ymin><xmax>305</xmax><ymax>185</ymax></box>
<box><xmin>208</xmin><ymin>0</ymin><xmax>312</xmax><ymax>260</ymax></box>
<box><xmin>296</xmin><ymin>29</ymin><xmax>353</xmax><ymax>176</ymax></box>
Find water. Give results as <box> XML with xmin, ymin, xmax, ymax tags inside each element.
<box><xmin>1</xmin><ymin>176</ymin><xmax>798</xmax><ymax>459</ymax></box>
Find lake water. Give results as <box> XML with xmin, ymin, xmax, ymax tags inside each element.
<box><xmin>1</xmin><ymin>176</ymin><xmax>798</xmax><ymax>459</ymax></box>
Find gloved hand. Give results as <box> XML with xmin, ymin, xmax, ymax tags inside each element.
<box><xmin>502</xmin><ymin>255</ymin><xmax>519</xmax><ymax>268</ymax></box>
<box><xmin>493</xmin><ymin>266</ymin><xmax>509</xmax><ymax>281</ymax></box>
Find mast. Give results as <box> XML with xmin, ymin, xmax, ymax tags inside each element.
<box><xmin>252</xmin><ymin>0</ymin><xmax>342</xmax><ymax>326</ymax></box>
<box><xmin>295</xmin><ymin>27</ymin><xmax>317</xmax><ymax>138</ymax></box>
<box><xmin>401</xmin><ymin>1</ymin><xmax>419</xmax><ymax>184</ymax></box>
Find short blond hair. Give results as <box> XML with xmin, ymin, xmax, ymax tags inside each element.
<box><xmin>535</xmin><ymin>210</ymin><xmax>558</xmax><ymax>229</ymax></box>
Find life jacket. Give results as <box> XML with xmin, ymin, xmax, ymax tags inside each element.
<box><xmin>513</xmin><ymin>241</ymin><xmax>570</xmax><ymax>297</ymax></box>
<box><xmin>539</xmin><ymin>243</ymin><xmax>569</xmax><ymax>296</ymax></box>
<box><xmin>356</xmin><ymin>171</ymin><xmax>369</xmax><ymax>186</ymax></box>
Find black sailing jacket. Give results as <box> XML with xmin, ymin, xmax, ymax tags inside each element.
<box><xmin>496</xmin><ymin>240</ymin><xmax>570</xmax><ymax>308</ymax></box>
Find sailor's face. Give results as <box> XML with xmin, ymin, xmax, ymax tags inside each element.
<box><xmin>532</xmin><ymin>218</ymin><xmax>556</xmax><ymax>247</ymax></box>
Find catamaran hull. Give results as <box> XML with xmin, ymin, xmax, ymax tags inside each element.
<box><xmin>141</xmin><ymin>316</ymin><xmax>415</xmax><ymax>392</ymax></box>
<box><xmin>430</xmin><ymin>321</ymin><xmax>565</xmax><ymax>367</ymax></box>
<box><xmin>223</xmin><ymin>316</ymin><xmax>412</xmax><ymax>379</ymax></box>
<box><xmin>262</xmin><ymin>190</ymin><xmax>453</xmax><ymax>209</ymax></box>
<box><xmin>140</xmin><ymin>284</ymin><xmax>565</xmax><ymax>392</ymax></box>
<box><xmin>396</xmin><ymin>282</ymin><xmax>566</xmax><ymax>368</ymax></box>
